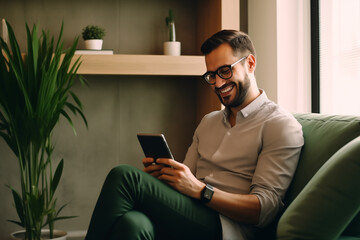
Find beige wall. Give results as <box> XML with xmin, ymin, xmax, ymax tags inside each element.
<box><xmin>248</xmin><ymin>0</ymin><xmax>278</xmax><ymax>102</ymax></box>
<box><xmin>248</xmin><ymin>0</ymin><xmax>311</xmax><ymax>113</ymax></box>
<box><xmin>0</xmin><ymin>0</ymin><xmax>200</xmax><ymax>238</ymax></box>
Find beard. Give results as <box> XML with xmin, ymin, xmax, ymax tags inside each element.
<box><xmin>215</xmin><ymin>74</ymin><xmax>251</xmax><ymax>108</ymax></box>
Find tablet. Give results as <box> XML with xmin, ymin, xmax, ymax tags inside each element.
<box><xmin>137</xmin><ymin>133</ymin><xmax>174</xmax><ymax>160</ymax></box>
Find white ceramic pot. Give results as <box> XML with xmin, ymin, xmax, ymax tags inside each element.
<box><xmin>10</xmin><ymin>229</ymin><xmax>67</xmax><ymax>240</ymax></box>
<box><xmin>163</xmin><ymin>41</ymin><xmax>181</xmax><ymax>56</ymax></box>
<box><xmin>84</xmin><ymin>39</ymin><xmax>103</xmax><ymax>50</ymax></box>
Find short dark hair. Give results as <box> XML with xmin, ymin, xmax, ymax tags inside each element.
<box><xmin>200</xmin><ymin>29</ymin><xmax>256</xmax><ymax>57</ymax></box>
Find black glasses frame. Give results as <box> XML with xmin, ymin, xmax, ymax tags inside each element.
<box><xmin>202</xmin><ymin>55</ymin><xmax>248</xmax><ymax>85</ymax></box>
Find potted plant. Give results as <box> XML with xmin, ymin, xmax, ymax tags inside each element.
<box><xmin>164</xmin><ymin>9</ymin><xmax>181</xmax><ymax>56</ymax></box>
<box><xmin>82</xmin><ymin>25</ymin><xmax>105</xmax><ymax>50</ymax></box>
<box><xmin>0</xmin><ymin>21</ymin><xmax>87</xmax><ymax>239</ymax></box>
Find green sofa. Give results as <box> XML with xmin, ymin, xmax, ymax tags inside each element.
<box><xmin>275</xmin><ymin>113</ymin><xmax>360</xmax><ymax>239</ymax></box>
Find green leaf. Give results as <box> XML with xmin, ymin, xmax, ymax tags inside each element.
<box><xmin>0</xmin><ymin>111</ymin><xmax>9</xmax><ymax>126</ymax></box>
<box><xmin>8</xmin><ymin>186</ymin><xmax>25</xmax><ymax>227</ymax></box>
<box><xmin>0</xmin><ymin>131</ymin><xmax>14</xmax><ymax>153</ymax></box>
<box><xmin>70</xmin><ymin>91</ymin><xmax>83</xmax><ymax>109</ymax></box>
<box><xmin>28</xmin><ymin>190</ymin><xmax>45</xmax><ymax>222</ymax></box>
<box><xmin>7</xmin><ymin>219</ymin><xmax>24</xmax><ymax>227</ymax></box>
<box><xmin>60</xmin><ymin>109</ymin><xmax>76</xmax><ymax>135</ymax></box>
<box><xmin>66</xmin><ymin>102</ymin><xmax>88</xmax><ymax>128</ymax></box>
<box><xmin>50</xmin><ymin>215</ymin><xmax>77</xmax><ymax>222</ymax></box>
<box><xmin>51</xmin><ymin>159</ymin><xmax>64</xmax><ymax>196</ymax></box>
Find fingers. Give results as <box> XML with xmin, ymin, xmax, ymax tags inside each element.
<box><xmin>158</xmin><ymin>173</ymin><xmax>175</xmax><ymax>183</ymax></box>
<box><xmin>143</xmin><ymin>158</ymin><xmax>186</xmax><ymax>184</ymax></box>
<box><xmin>143</xmin><ymin>163</ymin><xmax>163</xmax><ymax>174</ymax></box>
<box><xmin>143</xmin><ymin>158</ymin><xmax>172</xmax><ymax>179</ymax></box>
<box><xmin>142</xmin><ymin>157</ymin><xmax>155</xmax><ymax>167</ymax></box>
<box><xmin>156</xmin><ymin>158</ymin><xmax>183</xmax><ymax>169</ymax></box>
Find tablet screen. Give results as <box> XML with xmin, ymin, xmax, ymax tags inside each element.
<box><xmin>137</xmin><ymin>133</ymin><xmax>174</xmax><ymax>160</ymax></box>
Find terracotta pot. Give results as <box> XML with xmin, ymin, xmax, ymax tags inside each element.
<box><xmin>10</xmin><ymin>229</ymin><xmax>67</xmax><ymax>240</ymax></box>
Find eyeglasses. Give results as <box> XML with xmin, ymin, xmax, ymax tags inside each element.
<box><xmin>202</xmin><ymin>55</ymin><xmax>248</xmax><ymax>85</ymax></box>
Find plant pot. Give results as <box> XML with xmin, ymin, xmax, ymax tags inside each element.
<box><xmin>10</xmin><ymin>229</ymin><xmax>67</xmax><ymax>240</ymax></box>
<box><xmin>163</xmin><ymin>41</ymin><xmax>181</xmax><ymax>56</ymax></box>
<box><xmin>84</xmin><ymin>39</ymin><xmax>103</xmax><ymax>50</ymax></box>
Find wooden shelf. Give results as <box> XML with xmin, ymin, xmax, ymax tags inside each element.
<box><xmin>73</xmin><ymin>54</ymin><xmax>206</xmax><ymax>76</ymax></box>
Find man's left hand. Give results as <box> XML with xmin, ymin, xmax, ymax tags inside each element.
<box><xmin>156</xmin><ymin>158</ymin><xmax>205</xmax><ymax>199</ymax></box>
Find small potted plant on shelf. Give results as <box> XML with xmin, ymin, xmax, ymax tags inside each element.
<box><xmin>164</xmin><ymin>9</ymin><xmax>181</xmax><ymax>56</ymax></box>
<box><xmin>0</xmin><ymin>21</ymin><xmax>87</xmax><ymax>240</ymax></box>
<box><xmin>82</xmin><ymin>25</ymin><xmax>105</xmax><ymax>50</ymax></box>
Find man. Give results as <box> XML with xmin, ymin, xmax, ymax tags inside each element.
<box><xmin>85</xmin><ymin>30</ymin><xmax>304</xmax><ymax>240</ymax></box>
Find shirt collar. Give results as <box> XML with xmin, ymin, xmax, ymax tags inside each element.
<box><xmin>222</xmin><ymin>89</ymin><xmax>269</xmax><ymax>122</ymax></box>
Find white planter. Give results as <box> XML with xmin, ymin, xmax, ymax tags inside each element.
<box><xmin>163</xmin><ymin>41</ymin><xmax>181</xmax><ymax>56</ymax></box>
<box><xmin>10</xmin><ymin>229</ymin><xmax>67</xmax><ymax>240</ymax></box>
<box><xmin>84</xmin><ymin>39</ymin><xmax>103</xmax><ymax>50</ymax></box>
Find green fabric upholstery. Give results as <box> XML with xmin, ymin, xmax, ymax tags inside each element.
<box><xmin>285</xmin><ymin>113</ymin><xmax>360</xmax><ymax>205</ymax></box>
<box><xmin>258</xmin><ymin>113</ymin><xmax>360</xmax><ymax>239</ymax></box>
<box><xmin>338</xmin><ymin>237</ymin><xmax>360</xmax><ymax>240</ymax></box>
<box><xmin>343</xmin><ymin>213</ymin><xmax>360</xmax><ymax>236</ymax></box>
<box><xmin>275</xmin><ymin>113</ymin><xmax>360</xmax><ymax>239</ymax></box>
<box><xmin>277</xmin><ymin>137</ymin><xmax>360</xmax><ymax>239</ymax></box>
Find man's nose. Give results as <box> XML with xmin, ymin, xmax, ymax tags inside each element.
<box><xmin>214</xmin><ymin>74</ymin><xmax>227</xmax><ymax>88</ymax></box>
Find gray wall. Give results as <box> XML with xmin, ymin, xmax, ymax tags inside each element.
<box><xmin>0</xmin><ymin>0</ymin><xmax>200</xmax><ymax>238</ymax></box>
<box><xmin>1</xmin><ymin>0</ymin><xmax>198</xmax><ymax>54</ymax></box>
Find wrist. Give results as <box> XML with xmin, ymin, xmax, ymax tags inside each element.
<box><xmin>196</xmin><ymin>183</ymin><xmax>206</xmax><ymax>200</ymax></box>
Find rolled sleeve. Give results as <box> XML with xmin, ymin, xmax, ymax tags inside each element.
<box><xmin>251</xmin><ymin>185</ymin><xmax>284</xmax><ymax>227</ymax></box>
<box><xmin>250</xmin><ymin>114</ymin><xmax>304</xmax><ymax>227</ymax></box>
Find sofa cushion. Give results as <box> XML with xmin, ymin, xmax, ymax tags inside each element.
<box><xmin>277</xmin><ymin>137</ymin><xmax>360</xmax><ymax>239</ymax></box>
<box><xmin>286</xmin><ymin>113</ymin><xmax>360</xmax><ymax>205</ymax></box>
<box><xmin>343</xmin><ymin>212</ymin><xmax>360</xmax><ymax>236</ymax></box>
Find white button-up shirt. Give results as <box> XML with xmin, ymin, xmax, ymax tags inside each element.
<box><xmin>183</xmin><ymin>90</ymin><xmax>304</xmax><ymax>239</ymax></box>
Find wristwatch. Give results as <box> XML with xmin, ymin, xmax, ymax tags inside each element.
<box><xmin>200</xmin><ymin>184</ymin><xmax>214</xmax><ymax>203</ymax></box>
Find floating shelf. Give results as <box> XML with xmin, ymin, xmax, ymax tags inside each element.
<box><xmin>73</xmin><ymin>54</ymin><xmax>206</xmax><ymax>76</ymax></box>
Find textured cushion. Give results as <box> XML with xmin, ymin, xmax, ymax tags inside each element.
<box><xmin>343</xmin><ymin>212</ymin><xmax>360</xmax><ymax>236</ymax></box>
<box><xmin>277</xmin><ymin>137</ymin><xmax>360</xmax><ymax>239</ymax></box>
<box><xmin>286</xmin><ymin>113</ymin><xmax>360</xmax><ymax>205</ymax></box>
<box><xmin>338</xmin><ymin>237</ymin><xmax>360</xmax><ymax>240</ymax></box>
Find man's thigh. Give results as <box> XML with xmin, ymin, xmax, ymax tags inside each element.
<box><xmin>111</xmin><ymin>165</ymin><xmax>222</xmax><ymax>240</ymax></box>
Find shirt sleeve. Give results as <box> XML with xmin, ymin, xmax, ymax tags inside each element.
<box><xmin>250</xmin><ymin>114</ymin><xmax>304</xmax><ymax>227</ymax></box>
<box><xmin>183</xmin><ymin>128</ymin><xmax>200</xmax><ymax>174</ymax></box>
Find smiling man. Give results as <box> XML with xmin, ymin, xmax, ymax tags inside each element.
<box><xmin>201</xmin><ymin>34</ymin><xmax>260</xmax><ymax>126</ymax></box>
<box><xmin>85</xmin><ymin>30</ymin><xmax>304</xmax><ymax>240</ymax></box>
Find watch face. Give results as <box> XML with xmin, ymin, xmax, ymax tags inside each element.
<box><xmin>204</xmin><ymin>190</ymin><xmax>212</xmax><ymax>199</ymax></box>
<box><xmin>202</xmin><ymin>185</ymin><xmax>214</xmax><ymax>202</ymax></box>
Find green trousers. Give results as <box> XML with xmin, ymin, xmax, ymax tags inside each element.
<box><xmin>85</xmin><ymin>165</ymin><xmax>222</xmax><ymax>240</ymax></box>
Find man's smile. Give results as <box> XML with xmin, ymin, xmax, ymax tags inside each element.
<box><xmin>216</xmin><ymin>83</ymin><xmax>235</xmax><ymax>98</ymax></box>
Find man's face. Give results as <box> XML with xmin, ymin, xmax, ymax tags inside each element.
<box><xmin>205</xmin><ymin>43</ymin><xmax>250</xmax><ymax>108</ymax></box>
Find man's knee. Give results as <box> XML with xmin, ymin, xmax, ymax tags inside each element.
<box><xmin>109</xmin><ymin>164</ymin><xmax>138</xmax><ymax>175</ymax></box>
<box><xmin>109</xmin><ymin>211</ymin><xmax>155</xmax><ymax>240</ymax></box>
<box><xmin>106</xmin><ymin>164</ymin><xmax>140</xmax><ymax>183</ymax></box>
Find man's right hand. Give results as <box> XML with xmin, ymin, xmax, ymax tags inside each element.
<box><xmin>142</xmin><ymin>157</ymin><xmax>166</xmax><ymax>177</ymax></box>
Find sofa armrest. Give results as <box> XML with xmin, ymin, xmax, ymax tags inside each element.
<box><xmin>277</xmin><ymin>137</ymin><xmax>360</xmax><ymax>239</ymax></box>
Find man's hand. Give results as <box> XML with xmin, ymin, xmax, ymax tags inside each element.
<box><xmin>156</xmin><ymin>158</ymin><xmax>205</xmax><ymax>199</ymax></box>
<box><xmin>142</xmin><ymin>157</ymin><xmax>166</xmax><ymax>178</ymax></box>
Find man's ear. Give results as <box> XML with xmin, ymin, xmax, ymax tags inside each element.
<box><xmin>247</xmin><ymin>54</ymin><xmax>256</xmax><ymax>73</ymax></box>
